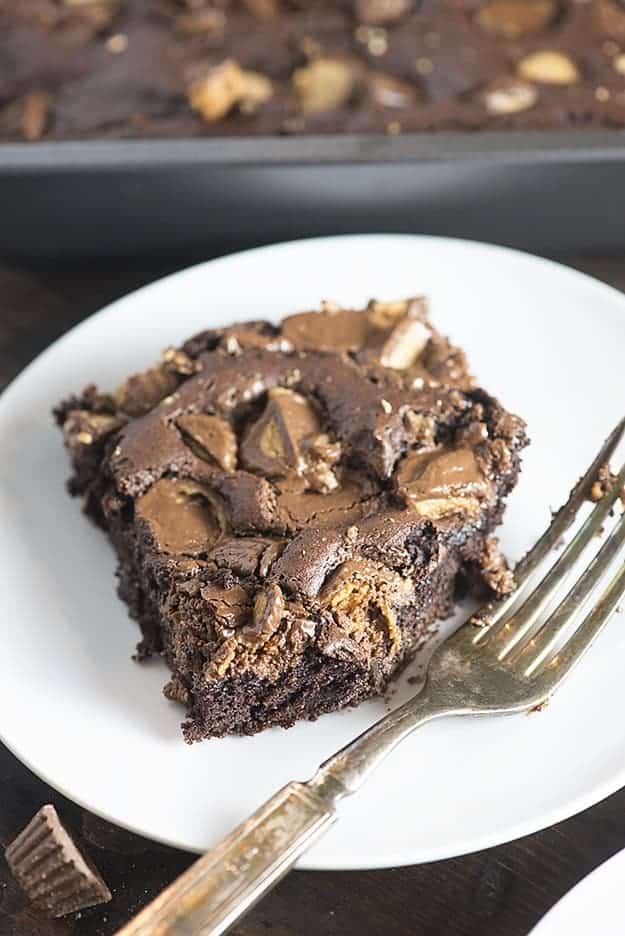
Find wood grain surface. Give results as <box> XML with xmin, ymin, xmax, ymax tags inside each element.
<box><xmin>1</xmin><ymin>255</ymin><xmax>624</xmax><ymax>936</ymax></box>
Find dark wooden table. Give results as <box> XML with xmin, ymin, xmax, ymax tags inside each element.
<box><xmin>1</xmin><ymin>255</ymin><xmax>624</xmax><ymax>936</ymax></box>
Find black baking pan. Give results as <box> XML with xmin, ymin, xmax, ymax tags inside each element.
<box><xmin>1</xmin><ymin>129</ymin><xmax>624</xmax><ymax>264</ymax></box>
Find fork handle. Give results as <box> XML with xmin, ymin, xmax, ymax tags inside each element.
<box><xmin>116</xmin><ymin>781</ymin><xmax>338</xmax><ymax>936</ymax></box>
<box><xmin>117</xmin><ymin>689</ymin><xmax>448</xmax><ymax>936</ymax></box>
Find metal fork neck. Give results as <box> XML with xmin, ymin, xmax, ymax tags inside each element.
<box><xmin>309</xmin><ymin>687</ymin><xmax>458</xmax><ymax>804</ymax></box>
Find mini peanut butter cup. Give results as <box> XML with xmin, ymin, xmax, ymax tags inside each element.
<box><xmin>5</xmin><ymin>805</ymin><xmax>112</xmax><ymax>918</ymax></box>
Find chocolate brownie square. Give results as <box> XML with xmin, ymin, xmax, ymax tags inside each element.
<box><xmin>55</xmin><ymin>297</ymin><xmax>527</xmax><ymax>740</ymax></box>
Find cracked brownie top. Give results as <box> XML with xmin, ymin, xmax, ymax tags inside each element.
<box><xmin>57</xmin><ymin>297</ymin><xmax>526</xmax><ymax>698</ymax></box>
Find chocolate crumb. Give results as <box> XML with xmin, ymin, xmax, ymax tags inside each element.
<box><xmin>589</xmin><ymin>462</ymin><xmax>617</xmax><ymax>502</ymax></box>
<box><xmin>479</xmin><ymin>537</ymin><xmax>515</xmax><ymax>595</ymax></box>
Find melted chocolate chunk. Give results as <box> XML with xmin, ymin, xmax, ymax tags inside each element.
<box><xmin>136</xmin><ymin>479</ymin><xmax>224</xmax><ymax>555</ymax></box>
<box><xmin>276</xmin><ymin>474</ymin><xmax>378</xmax><ymax>531</ymax></box>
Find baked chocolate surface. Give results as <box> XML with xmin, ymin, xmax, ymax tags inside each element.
<box><xmin>56</xmin><ymin>297</ymin><xmax>527</xmax><ymax>740</ymax></box>
<box><xmin>3</xmin><ymin>1</ymin><xmax>625</xmax><ymax>142</ymax></box>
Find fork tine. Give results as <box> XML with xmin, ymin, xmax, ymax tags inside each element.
<box><xmin>511</xmin><ymin>510</ymin><xmax>625</xmax><ymax>673</ymax></box>
<box><xmin>494</xmin><ymin>460</ymin><xmax>625</xmax><ymax>659</ymax></box>
<box><xmin>473</xmin><ymin>416</ymin><xmax>625</xmax><ymax>643</ymax></box>
<box><xmin>526</xmin><ymin>555</ymin><xmax>625</xmax><ymax>682</ymax></box>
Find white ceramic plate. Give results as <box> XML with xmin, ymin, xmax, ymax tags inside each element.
<box><xmin>1</xmin><ymin>235</ymin><xmax>625</xmax><ymax>870</ymax></box>
<box><xmin>531</xmin><ymin>849</ymin><xmax>625</xmax><ymax>936</ymax></box>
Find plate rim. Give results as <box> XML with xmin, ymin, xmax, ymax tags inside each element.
<box><xmin>2</xmin><ymin>233</ymin><xmax>625</xmax><ymax>870</ymax></box>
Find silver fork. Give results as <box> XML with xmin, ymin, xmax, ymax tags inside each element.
<box><xmin>119</xmin><ymin>418</ymin><xmax>625</xmax><ymax>936</ymax></box>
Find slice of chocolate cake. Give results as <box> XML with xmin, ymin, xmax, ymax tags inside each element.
<box><xmin>55</xmin><ymin>297</ymin><xmax>527</xmax><ymax>740</ymax></box>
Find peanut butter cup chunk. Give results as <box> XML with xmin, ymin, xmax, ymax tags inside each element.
<box><xmin>241</xmin><ymin>387</ymin><xmax>343</xmax><ymax>493</ymax></box>
<box><xmin>355</xmin><ymin>0</ymin><xmax>414</xmax><ymax>26</ymax></box>
<box><xmin>177</xmin><ymin>413</ymin><xmax>237</xmax><ymax>471</ymax></box>
<box><xmin>113</xmin><ymin>363</ymin><xmax>179</xmax><ymax>417</ymax></box>
<box><xmin>137</xmin><ymin>478</ymin><xmax>224</xmax><ymax>555</ymax></box>
<box><xmin>282</xmin><ymin>297</ymin><xmax>431</xmax><ymax>365</ymax></box>
<box><xmin>397</xmin><ymin>447</ymin><xmax>493</xmax><ymax>520</ymax></box>
<box><xmin>200</xmin><ymin>583</ymin><xmax>251</xmax><ymax>633</ymax></box>
<box><xmin>242</xmin><ymin>583</ymin><xmax>286</xmax><ymax>643</ymax></box>
<box><xmin>241</xmin><ymin>387</ymin><xmax>321</xmax><ymax>476</ymax></box>
<box><xmin>188</xmin><ymin>60</ymin><xmax>273</xmax><ymax>124</ymax></box>
<box><xmin>320</xmin><ymin>559</ymin><xmax>411</xmax><ymax>655</ymax></box>
<box><xmin>56</xmin><ymin>296</ymin><xmax>527</xmax><ymax>739</ymax></box>
<box><xmin>379</xmin><ymin>314</ymin><xmax>431</xmax><ymax>370</ymax></box>
<box><xmin>477</xmin><ymin>0</ymin><xmax>559</xmax><ymax>39</ymax></box>
<box><xmin>282</xmin><ymin>306</ymin><xmax>372</xmax><ymax>352</ymax></box>
<box><xmin>292</xmin><ymin>59</ymin><xmax>359</xmax><ymax>113</ymax></box>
